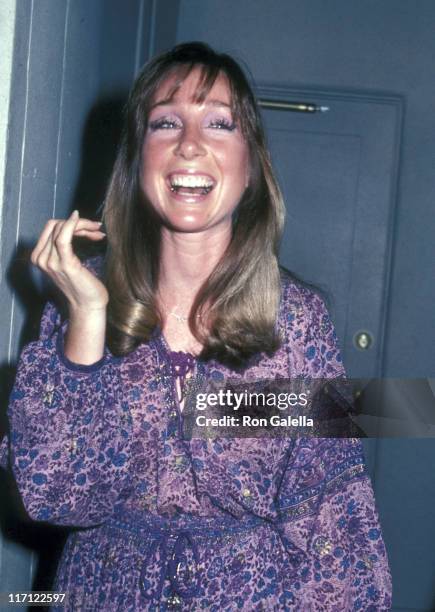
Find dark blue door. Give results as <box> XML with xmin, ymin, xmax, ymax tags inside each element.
<box><xmin>259</xmin><ymin>87</ymin><xmax>435</xmax><ymax>611</ymax></box>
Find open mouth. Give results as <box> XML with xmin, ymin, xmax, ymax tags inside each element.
<box><xmin>167</xmin><ymin>173</ymin><xmax>216</xmax><ymax>196</ymax></box>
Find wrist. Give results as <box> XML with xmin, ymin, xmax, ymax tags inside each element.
<box><xmin>67</xmin><ymin>303</ymin><xmax>108</xmax><ymax>318</ymax></box>
<box><xmin>63</xmin><ymin>312</ymin><xmax>107</xmax><ymax>366</ymax></box>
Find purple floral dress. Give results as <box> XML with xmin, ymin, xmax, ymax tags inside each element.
<box><xmin>0</xmin><ymin>256</ymin><xmax>392</xmax><ymax>611</ymax></box>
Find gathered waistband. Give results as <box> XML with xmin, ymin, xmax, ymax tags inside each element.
<box><xmin>102</xmin><ymin>510</ymin><xmax>274</xmax><ymax>605</ymax></box>
<box><xmin>107</xmin><ymin>508</ymin><xmax>268</xmax><ymax>539</ymax></box>
<box><xmin>102</xmin><ymin>509</ymin><xmax>305</xmax><ymax>606</ymax></box>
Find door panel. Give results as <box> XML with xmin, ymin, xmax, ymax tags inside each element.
<box><xmin>258</xmin><ymin>87</ymin><xmax>403</xmax><ymax>378</ymax></box>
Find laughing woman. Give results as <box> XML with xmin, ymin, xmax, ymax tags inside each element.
<box><xmin>0</xmin><ymin>42</ymin><xmax>392</xmax><ymax>610</ymax></box>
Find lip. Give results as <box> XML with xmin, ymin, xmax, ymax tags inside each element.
<box><xmin>165</xmin><ymin>169</ymin><xmax>217</xmax><ymax>203</ymax></box>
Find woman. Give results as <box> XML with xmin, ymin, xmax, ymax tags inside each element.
<box><xmin>1</xmin><ymin>42</ymin><xmax>392</xmax><ymax>610</ymax></box>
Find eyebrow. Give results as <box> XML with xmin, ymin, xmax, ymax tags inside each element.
<box><xmin>149</xmin><ymin>99</ymin><xmax>232</xmax><ymax>110</ymax></box>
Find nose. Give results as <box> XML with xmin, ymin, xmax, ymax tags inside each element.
<box><xmin>174</xmin><ymin>124</ymin><xmax>206</xmax><ymax>159</ymax></box>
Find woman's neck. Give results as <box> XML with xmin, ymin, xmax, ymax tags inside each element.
<box><xmin>155</xmin><ymin>224</ymin><xmax>231</xmax><ymax>354</ymax></box>
<box><xmin>157</xmin><ymin>224</ymin><xmax>231</xmax><ymax>308</ymax></box>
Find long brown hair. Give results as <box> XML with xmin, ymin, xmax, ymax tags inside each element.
<box><xmin>102</xmin><ymin>42</ymin><xmax>285</xmax><ymax>367</ymax></box>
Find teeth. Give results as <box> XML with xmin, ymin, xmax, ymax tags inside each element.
<box><xmin>169</xmin><ymin>174</ymin><xmax>214</xmax><ymax>189</ymax></box>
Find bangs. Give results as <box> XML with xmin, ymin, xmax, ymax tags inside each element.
<box><xmin>149</xmin><ymin>62</ymin><xmax>245</xmax><ymax>130</ymax></box>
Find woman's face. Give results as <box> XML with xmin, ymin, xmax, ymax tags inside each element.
<box><xmin>140</xmin><ymin>67</ymin><xmax>250</xmax><ymax>234</ymax></box>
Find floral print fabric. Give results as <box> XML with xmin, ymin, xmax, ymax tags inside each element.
<box><xmin>0</xmin><ymin>256</ymin><xmax>392</xmax><ymax>610</ymax></box>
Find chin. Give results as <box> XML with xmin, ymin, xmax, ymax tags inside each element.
<box><xmin>162</xmin><ymin>214</ymin><xmax>210</xmax><ymax>233</ymax></box>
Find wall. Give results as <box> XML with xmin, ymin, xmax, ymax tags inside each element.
<box><xmin>0</xmin><ymin>1</ymin><xmax>17</xmax><ymax>269</ymax></box>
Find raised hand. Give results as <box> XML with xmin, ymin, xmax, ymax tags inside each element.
<box><xmin>31</xmin><ymin>210</ymin><xmax>109</xmax><ymax>364</ymax></box>
<box><xmin>30</xmin><ymin>210</ymin><xmax>108</xmax><ymax>312</ymax></box>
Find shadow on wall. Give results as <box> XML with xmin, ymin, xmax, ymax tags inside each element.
<box><xmin>72</xmin><ymin>95</ymin><xmax>125</xmax><ymax>225</ymax></box>
<box><xmin>0</xmin><ymin>95</ymin><xmax>125</xmax><ymax>606</ymax></box>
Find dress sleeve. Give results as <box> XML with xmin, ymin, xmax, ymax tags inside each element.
<box><xmin>275</xmin><ymin>286</ymin><xmax>392</xmax><ymax>609</ymax></box>
<box><xmin>1</xmin><ymin>263</ymin><xmax>132</xmax><ymax>528</ymax></box>
<box><xmin>300</xmin><ymin>288</ymin><xmax>346</xmax><ymax>379</ymax></box>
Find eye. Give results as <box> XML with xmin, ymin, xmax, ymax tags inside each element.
<box><xmin>207</xmin><ymin>117</ymin><xmax>237</xmax><ymax>131</ymax></box>
<box><xmin>148</xmin><ymin>117</ymin><xmax>182</xmax><ymax>131</ymax></box>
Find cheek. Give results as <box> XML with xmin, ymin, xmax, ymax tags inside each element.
<box><xmin>140</xmin><ymin>142</ymin><xmax>165</xmax><ymax>186</ymax></box>
<box><xmin>142</xmin><ymin>139</ymin><xmax>156</xmax><ymax>163</ymax></box>
<box><xmin>218</xmin><ymin>141</ymin><xmax>249</xmax><ymax>177</ymax></box>
<box><xmin>232</xmin><ymin>139</ymin><xmax>249</xmax><ymax>171</ymax></box>
<box><xmin>228</xmin><ymin>146</ymin><xmax>249</xmax><ymax>188</ymax></box>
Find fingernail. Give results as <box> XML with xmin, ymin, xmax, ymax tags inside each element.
<box><xmin>72</xmin><ymin>209</ymin><xmax>79</xmax><ymax>218</ymax></box>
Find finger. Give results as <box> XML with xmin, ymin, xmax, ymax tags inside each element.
<box><xmin>53</xmin><ymin>210</ymin><xmax>81</xmax><ymax>262</ymax></box>
<box><xmin>50</xmin><ymin>214</ymin><xmax>98</xmax><ymax>242</ymax></box>
<box><xmin>52</xmin><ymin>217</ymin><xmax>102</xmax><ymax>249</ymax></box>
<box><xmin>51</xmin><ymin>218</ymin><xmax>67</xmax><ymax>244</ymax></box>
<box><xmin>46</xmin><ymin>210</ymin><xmax>78</xmax><ymax>270</ymax></box>
<box><xmin>52</xmin><ymin>209</ymin><xmax>99</xmax><ymax>240</ymax></box>
<box><xmin>30</xmin><ymin>219</ymin><xmax>59</xmax><ymax>265</ymax></box>
<box><xmin>73</xmin><ymin>230</ymin><xmax>106</xmax><ymax>241</ymax></box>
<box><xmin>37</xmin><ymin>222</ymin><xmax>61</xmax><ymax>272</ymax></box>
<box><xmin>73</xmin><ymin>227</ymin><xmax>106</xmax><ymax>236</ymax></box>
<box><xmin>73</xmin><ymin>218</ymin><xmax>103</xmax><ymax>229</ymax></box>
